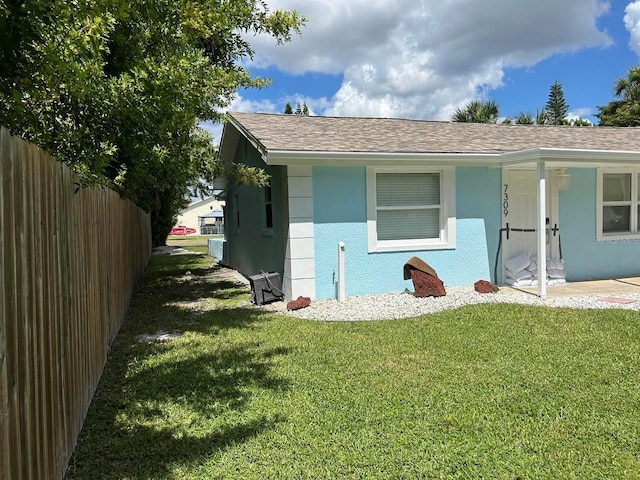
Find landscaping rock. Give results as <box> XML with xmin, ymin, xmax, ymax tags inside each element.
<box><xmin>410</xmin><ymin>269</ymin><xmax>446</xmax><ymax>297</ymax></box>
<box><xmin>474</xmin><ymin>279</ymin><xmax>499</xmax><ymax>294</ymax></box>
<box><xmin>403</xmin><ymin>256</ymin><xmax>438</xmax><ymax>280</ymax></box>
<box><xmin>287</xmin><ymin>296</ymin><xmax>311</xmax><ymax>310</ymax></box>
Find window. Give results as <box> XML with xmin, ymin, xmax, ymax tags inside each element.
<box><xmin>234</xmin><ymin>193</ymin><xmax>240</xmax><ymax>230</ymax></box>
<box><xmin>597</xmin><ymin>169</ymin><xmax>640</xmax><ymax>238</ymax></box>
<box><xmin>367</xmin><ymin>167</ymin><xmax>456</xmax><ymax>252</ymax></box>
<box><xmin>264</xmin><ymin>181</ymin><xmax>273</xmax><ymax>229</ymax></box>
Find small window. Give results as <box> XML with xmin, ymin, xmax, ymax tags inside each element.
<box><xmin>264</xmin><ymin>181</ymin><xmax>273</xmax><ymax>229</ymax></box>
<box><xmin>597</xmin><ymin>170</ymin><xmax>640</xmax><ymax>238</ymax></box>
<box><xmin>234</xmin><ymin>193</ymin><xmax>240</xmax><ymax>230</ymax></box>
<box><xmin>367</xmin><ymin>167</ymin><xmax>456</xmax><ymax>252</ymax></box>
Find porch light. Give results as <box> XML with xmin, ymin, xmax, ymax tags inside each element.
<box><xmin>555</xmin><ymin>169</ymin><xmax>570</xmax><ymax>190</ymax></box>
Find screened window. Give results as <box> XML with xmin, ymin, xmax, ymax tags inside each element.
<box><xmin>367</xmin><ymin>167</ymin><xmax>455</xmax><ymax>252</ymax></box>
<box><xmin>598</xmin><ymin>170</ymin><xmax>640</xmax><ymax>238</ymax></box>
<box><xmin>376</xmin><ymin>173</ymin><xmax>441</xmax><ymax>241</ymax></box>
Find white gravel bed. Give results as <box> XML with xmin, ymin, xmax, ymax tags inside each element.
<box><xmin>260</xmin><ymin>285</ymin><xmax>640</xmax><ymax>321</ymax></box>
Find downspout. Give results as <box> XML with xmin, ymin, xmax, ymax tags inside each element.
<box><xmin>537</xmin><ymin>160</ymin><xmax>547</xmax><ymax>298</ymax></box>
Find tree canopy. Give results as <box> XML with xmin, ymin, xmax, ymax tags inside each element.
<box><xmin>284</xmin><ymin>101</ymin><xmax>294</xmax><ymax>114</ymax></box>
<box><xmin>458</xmin><ymin>80</ymin><xmax>591</xmax><ymax>126</ymax></box>
<box><xmin>596</xmin><ymin>66</ymin><xmax>640</xmax><ymax>126</ymax></box>
<box><xmin>544</xmin><ymin>80</ymin><xmax>569</xmax><ymax>125</ymax></box>
<box><xmin>284</xmin><ymin>100</ymin><xmax>309</xmax><ymax>115</ymax></box>
<box><xmin>451</xmin><ymin>100</ymin><xmax>500</xmax><ymax>123</ymax></box>
<box><xmin>0</xmin><ymin>0</ymin><xmax>304</xmax><ymax>245</ymax></box>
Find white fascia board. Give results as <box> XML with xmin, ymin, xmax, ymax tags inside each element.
<box><xmin>262</xmin><ymin>147</ymin><xmax>640</xmax><ymax>168</ymax></box>
<box><xmin>265</xmin><ymin>150</ymin><xmax>501</xmax><ymax>167</ymax></box>
<box><xmin>500</xmin><ymin>148</ymin><xmax>640</xmax><ymax>167</ymax></box>
<box><xmin>499</xmin><ymin>148</ymin><xmax>544</xmax><ymax>165</ymax></box>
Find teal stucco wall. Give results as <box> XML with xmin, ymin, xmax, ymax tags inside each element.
<box><xmin>559</xmin><ymin>168</ymin><xmax>640</xmax><ymax>281</ymax></box>
<box><xmin>312</xmin><ymin>166</ymin><xmax>501</xmax><ymax>299</ymax></box>
<box><xmin>224</xmin><ymin>139</ymin><xmax>286</xmax><ymax>280</ymax></box>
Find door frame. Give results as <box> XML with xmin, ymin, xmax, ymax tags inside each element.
<box><xmin>501</xmin><ymin>167</ymin><xmax>561</xmax><ymax>282</ymax></box>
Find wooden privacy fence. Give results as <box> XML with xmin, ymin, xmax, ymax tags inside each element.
<box><xmin>0</xmin><ymin>127</ymin><xmax>151</xmax><ymax>480</ymax></box>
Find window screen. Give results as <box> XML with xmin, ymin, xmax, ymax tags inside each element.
<box><xmin>376</xmin><ymin>172</ymin><xmax>441</xmax><ymax>241</ymax></box>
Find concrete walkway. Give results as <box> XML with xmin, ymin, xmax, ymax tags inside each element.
<box><xmin>513</xmin><ymin>277</ymin><xmax>640</xmax><ymax>298</ymax></box>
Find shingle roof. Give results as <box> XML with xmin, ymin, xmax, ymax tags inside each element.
<box><xmin>228</xmin><ymin>112</ymin><xmax>640</xmax><ymax>154</ymax></box>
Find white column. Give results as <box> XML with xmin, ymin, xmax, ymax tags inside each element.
<box><xmin>283</xmin><ymin>166</ymin><xmax>316</xmax><ymax>301</ymax></box>
<box><xmin>537</xmin><ymin>161</ymin><xmax>547</xmax><ymax>298</ymax></box>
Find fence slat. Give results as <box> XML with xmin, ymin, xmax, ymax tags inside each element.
<box><xmin>0</xmin><ymin>127</ymin><xmax>151</xmax><ymax>480</ymax></box>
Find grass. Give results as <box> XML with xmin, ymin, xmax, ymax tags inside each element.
<box><xmin>65</xmin><ymin>251</ymin><xmax>640</xmax><ymax>479</ymax></box>
<box><xmin>167</xmin><ymin>235</ymin><xmax>222</xmax><ymax>248</ymax></box>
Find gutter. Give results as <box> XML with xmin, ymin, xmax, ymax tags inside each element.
<box><xmin>266</xmin><ymin>150</ymin><xmax>502</xmax><ymax>167</ymax></box>
<box><xmin>264</xmin><ymin>147</ymin><xmax>640</xmax><ymax>168</ymax></box>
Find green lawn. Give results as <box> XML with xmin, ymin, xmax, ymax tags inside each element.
<box><xmin>66</xmin><ymin>252</ymin><xmax>640</xmax><ymax>479</ymax></box>
<box><xmin>166</xmin><ymin>234</ymin><xmax>222</xmax><ymax>247</ymax></box>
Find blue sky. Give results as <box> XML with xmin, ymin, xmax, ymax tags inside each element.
<box><xmin>206</xmin><ymin>0</ymin><xmax>640</xmax><ymax>139</ymax></box>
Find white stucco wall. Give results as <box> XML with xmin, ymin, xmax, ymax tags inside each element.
<box><xmin>175</xmin><ymin>197</ymin><xmax>225</xmax><ymax>232</ymax></box>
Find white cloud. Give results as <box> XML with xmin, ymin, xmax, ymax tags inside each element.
<box><xmin>625</xmin><ymin>1</ymin><xmax>640</xmax><ymax>56</ymax></box>
<box><xmin>199</xmin><ymin>95</ymin><xmax>280</xmax><ymax>143</ymax></box>
<box><xmin>227</xmin><ymin>94</ymin><xmax>279</xmax><ymax>114</ymax></box>
<box><xmin>249</xmin><ymin>0</ymin><xmax>612</xmax><ymax>119</ymax></box>
<box><xmin>568</xmin><ymin>107</ymin><xmax>595</xmax><ymax>119</ymax></box>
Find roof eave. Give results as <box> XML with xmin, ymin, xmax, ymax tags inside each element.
<box><xmin>266</xmin><ymin>150</ymin><xmax>502</xmax><ymax>167</ymax></box>
<box><xmin>500</xmin><ymin>148</ymin><xmax>640</xmax><ymax>167</ymax></box>
<box><xmin>227</xmin><ymin>114</ymin><xmax>269</xmax><ymax>162</ymax></box>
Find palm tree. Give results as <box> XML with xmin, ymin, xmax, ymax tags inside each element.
<box><xmin>514</xmin><ymin>112</ymin><xmax>534</xmax><ymax>125</ymax></box>
<box><xmin>613</xmin><ymin>66</ymin><xmax>640</xmax><ymax>101</ymax></box>
<box><xmin>513</xmin><ymin>109</ymin><xmax>549</xmax><ymax>125</ymax></box>
<box><xmin>452</xmin><ymin>100</ymin><xmax>500</xmax><ymax>123</ymax></box>
<box><xmin>596</xmin><ymin>66</ymin><xmax>640</xmax><ymax>126</ymax></box>
<box><xmin>535</xmin><ymin>108</ymin><xmax>549</xmax><ymax>125</ymax></box>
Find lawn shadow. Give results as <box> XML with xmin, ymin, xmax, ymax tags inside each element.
<box><xmin>65</xmin><ymin>254</ymin><xmax>290</xmax><ymax>479</ymax></box>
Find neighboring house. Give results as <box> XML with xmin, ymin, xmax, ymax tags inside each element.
<box><xmin>218</xmin><ymin>112</ymin><xmax>640</xmax><ymax>301</ymax></box>
<box><xmin>175</xmin><ymin>196</ymin><xmax>225</xmax><ymax>235</ymax></box>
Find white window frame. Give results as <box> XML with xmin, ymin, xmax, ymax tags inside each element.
<box><xmin>366</xmin><ymin>166</ymin><xmax>456</xmax><ymax>253</ymax></box>
<box><xmin>596</xmin><ymin>168</ymin><xmax>640</xmax><ymax>240</ymax></box>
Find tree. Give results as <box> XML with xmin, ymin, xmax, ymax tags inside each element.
<box><xmin>284</xmin><ymin>100</ymin><xmax>309</xmax><ymax>115</ymax></box>
<box><xmin>513</xmin><ymin>109</ymin><xmax>551</xmax><ymax>125</ymax></box>
<box><xmin>514</xmin><ymin>112</ymin><xmax>534</xmax><ymax>125</ymax></box>
<box><xmin>0</xmin><ymin>1</ymin><xmax>305</xmax><ymax>245</ymax></box>
<box><xmin>570</xmin><ymin>118</ymin><xmax>591</xmax><ymax>127</ymax></box>
<box><xmin>451</xmin><ymin>100</ymin><xmax>500</xmax><ymax>123</ymax></box>
<box><xmin>545</xmin><ymin>80</ymin><xmax>569</xmax><ymax>125</ymax></box>
<box><xmin>596</xmin><ymin>66</ymin><xmax>640</xmax><ymax>126</ymax></box>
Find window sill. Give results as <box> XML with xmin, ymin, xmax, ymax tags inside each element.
<box><xmin>261</xmin><ymin>228</ymin><xmax>274</xmax><ymax>237</ymax></box>
<box><xmin>596</xmin><ymin>233</ymin><xmax>640</xmax><ymax>244</ymax></box>
<box><xmin>369</xmin><ymin>240</ymin><xmax>454</xmax><ymax>253</ymax></box>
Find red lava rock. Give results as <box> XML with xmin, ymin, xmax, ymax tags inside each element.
<box><xmin>474</xmin><ymin>279</ymin><xmax>499</xmax><ymax>293</ymax></box>
<box><xmin>287</xmin><ymin>296</ymin><xmax>311</xmax><ymax>310</ymax></box>
<box><xmin>410</xmin><ymin>269</ymin><xmax>446</xmax><ymax>297</ymax></box>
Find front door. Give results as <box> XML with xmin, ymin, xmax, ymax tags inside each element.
<box><xmin>502</xmin><ymin>170</ymin><xmax>559</xmax><ymax>268</ymax></box>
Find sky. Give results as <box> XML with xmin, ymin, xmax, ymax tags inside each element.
<box><xmin>205</xmin><ymin>0</ymin><xmax>640</xmax><ymax>140</ymax></box>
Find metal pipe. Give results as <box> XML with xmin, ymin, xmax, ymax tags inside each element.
<box><xmin>337</xmin><ymin>241</ymin><xmax>345</xmax><ymax>302</ymax></box>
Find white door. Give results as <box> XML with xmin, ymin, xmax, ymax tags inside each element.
<box><xmin>503</xmin><ymin>170</ymin><xmax>558</xmax><ymax>266</ymax></box>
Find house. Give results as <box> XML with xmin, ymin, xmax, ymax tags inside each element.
<box><xmin>218</xmin><ymin>112</ymin><xmax>640</xmax><ymax>301</ymax></box>
<box><xmin>175</xmin><ymin>196</ymin><xmax>225</xmax><ymax>235</ymax></box>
